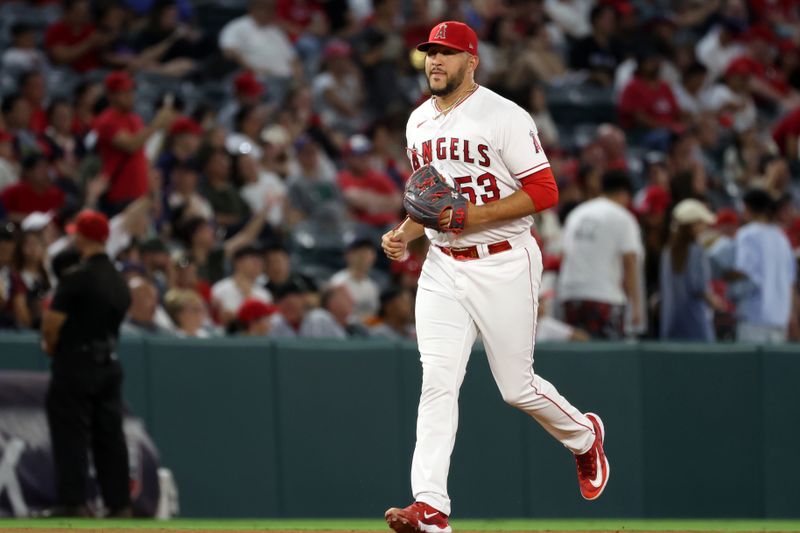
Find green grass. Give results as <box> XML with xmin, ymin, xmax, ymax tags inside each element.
<box><xmin>0</xmin><ymin>519</ymin><xmax>799</xmax><ymax>531</ymax></box>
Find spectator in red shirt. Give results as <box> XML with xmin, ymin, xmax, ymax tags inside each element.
<box><xmin>618</xmin><ymin>47</ymin><xmax>683</xmax><ymax>149</ymax></box>
<box><xmin>92</xmin><ymin>71</ymin><xmax>177</xmax><ymax>215</ymax></box>
<box><xmin>337</xmin><ymin>134</ymin><xmax>402</xmax><ymax>228</ymax></box>
<box><xmin>772</xmin><ymin>107</ymin><xmax>800</xmax><ymax>160</ymax></box>
<box><xmin>44</xmin><ymin>0</ymin><xmax>109</xmax><ymax>73</ymax></box>
<box><xmin>19</xmin><ymin>71</ymin><xmax>49</xmax><ymax>134</ymax></box>
<box><xmin>731</xmin><ymin>27</ymin><xmax>800</xmax><ymax>111</ymax></box>
<box><xmin>0</xmin><ymin>153</ymin><xmax>65</xmax><ymax>222</ymax></box>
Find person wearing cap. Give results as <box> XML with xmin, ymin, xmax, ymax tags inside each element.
<box><xmin>0</xmin><ymin>153</ymin><xmax>65</xmax><ymax>223</ymax></box>
<box><xmin>312</xmin><ymin>39</ymin><xmax>365</xmax><ymax>135</ymax></box>
<box><xmin>702</xmin><ymin>58</ymin><xmax>757</xmax><ymax>133</ymax></box>
<box><xmin>210</xmin><ymin>244</ymin><xmax>272</xmax><ymax>326</ymax></box>
<box><xmin>40</xmin><ymin>209</ymin><xmax>133</xmax><ymax>518</ymax></box>
<box><xmin>21</xmin><ymin>210</ymin><xmax>60</xmax><ymax>248</ymax></box>
<box><xmin>330</xmin><ymin>236</ymin><xmax>380</xmax><ymax>320</ymax></box>
<box><xmin>729</xmin><ymin>188</ymin><xmax>797</xmax><ymax>342</ymax></box>
<box><xmin>156</xmin><ymin>115</ymin><xmax>204</xmax><ymax>184</ymax></box>
<box><xmin>659</xmin><ymin>199</ymin><xmax>724</xmax><ymax>341</ymax></box>
<box><xmin>217</xmin><ymin>71</ymin><xmax>265</xmax><ymax>130</ymax></box>
<box><xmin>337</xmin><ymin>134</ymin><xmax>402</xmax><ymax>229</ymax></box>
<box><xmin>233</xmin><ymin>297</ymin><xmax>277</xmax><ymax>336</ymax></box>
<box><xmin>92</xmin><ymin>70</ymin><xmax>177</xmax><ymax>216</ymax></box>
<box><xmin>384</xmin><ymin>20</ymin><xmax>608</xmax><ymax>532</ymax></box>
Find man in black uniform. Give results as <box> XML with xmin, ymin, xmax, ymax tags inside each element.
<box><xmin>41</xmin><ymin>209</ymin><xmax>132</xmax><ymax>517</ymax></box>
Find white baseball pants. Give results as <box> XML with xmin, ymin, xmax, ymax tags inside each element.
<box><xmin>411</xmin><ymin>235</ymin><xmax>595</xmax><ymax>516</ymax></box>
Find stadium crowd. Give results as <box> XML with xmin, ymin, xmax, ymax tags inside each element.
<box><xmin>0</xmin><ymin>0</ymin><xmax>798</xmax><ymax>342</ymax></box>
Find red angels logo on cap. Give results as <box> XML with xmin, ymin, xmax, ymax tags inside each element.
<box><xmin>433</xmin><ymin>23</ymin><xmax>448</xmax><ymax>40</ymax></box>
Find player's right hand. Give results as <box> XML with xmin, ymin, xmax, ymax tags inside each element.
<box><xmin>381</xmin><ymin>229</ymin><xmax>409</xmax><ymax>261</ymax></box>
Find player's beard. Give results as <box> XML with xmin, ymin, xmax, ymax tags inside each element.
<box><xmin>428</xmin><ymin>63</ymin><xmax>467</xmax><ymax>97</ymax></box>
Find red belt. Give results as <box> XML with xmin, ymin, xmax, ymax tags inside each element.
<box><xmin>437</xmin><ymin>240</ymin><xmax>512</xmax><ymax>261</ymax></box>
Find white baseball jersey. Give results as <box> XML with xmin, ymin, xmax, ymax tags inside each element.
<box><xmin>405</xmin><ymin>85</ymin><xmax>597</xmax><ymax>517</ymax></box>
<box><xmin>406</xmin><ymin>85</ymin><xmax>549</xmax><ymax>247</ymax></box>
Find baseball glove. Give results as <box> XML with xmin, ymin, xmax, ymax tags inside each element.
<box><xmin>403</xmin><ymin>165</ymin><xmax>468</xmax><ymax>232</ymax></box>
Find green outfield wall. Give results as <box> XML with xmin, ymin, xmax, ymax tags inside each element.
<box><xmin>1</xmin><ymin>334</ymin><xmax>798</xmax><ymax>519</ymax></box>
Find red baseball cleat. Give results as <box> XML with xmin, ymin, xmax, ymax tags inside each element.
<box><xmin>385</xmin><ymin>501</ymin><xmax>452</xmax><ymax>533</ymax></box>
<box><xmin>575</xmin><ymin>412</ymin><xmax>610</xmax><ymax>500</ymax></box>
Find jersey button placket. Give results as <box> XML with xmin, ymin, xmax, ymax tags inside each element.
<box><xmin>452</xmin><ymin>259</ymin><xmax>468</xmax><ymax>299</ymax></box>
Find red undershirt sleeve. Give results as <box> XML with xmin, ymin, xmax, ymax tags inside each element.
<box><xmin>520</xmin><ymin>167</ymin><xmax>558</xmax><ymax>212</ymax></box>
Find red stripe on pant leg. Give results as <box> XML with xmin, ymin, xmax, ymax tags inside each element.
<box><xmin>525</xmin><ymin>249</ymin><xmax>594</xmax><ymax>435</ymax></box>
<box><xmin>532</xmin><ymin>385</ymin><xmax>595</xmax><ymax>434</ymax></box>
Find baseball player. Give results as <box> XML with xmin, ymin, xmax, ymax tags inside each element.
<box><xmin>382</xmin><ymin>22</ymin><xmax>610</xmax><ymax>533</ymax></box>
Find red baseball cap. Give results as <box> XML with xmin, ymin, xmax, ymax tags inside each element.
<box><xmin>417</xmin><ymin>21</ymin><xmax>478</xmax><ymax>56</ymax></box>
<box><xmin>169</xmin><ymin>116</ymin><xmax>204</xmax><ymax>136</ymax></box>
<box><xmin>724</xmin><ymin>57</ymin><xmax>754</xmax><ymax>78</ymax></box>
<box><xmin>715</xmin><ymin>208</ymin><xmax>740</xmax><ymax>227</ymax></box>
<box><xmin>69</xmin><ymin>209</ymin><xmax>110</xmax><ymax>243</ymax></box>
<box><xmin>234</xmin><ymin>71</ymin><xmax>264</xmax><ymax>98</ymax></box>
<box><xmin>104</xmin><ymin>71</ymin><xmax>135</xmax><ymax>93</ymax></box>
<box><xmin>323</xmin><ymin>39</ymin><xmax>352</xmax><ymax>60</ymax></box>
<box><xmin>237</xmin><ymin>298</ymin><xmax>278</xmax><ymax>325</ymax></box>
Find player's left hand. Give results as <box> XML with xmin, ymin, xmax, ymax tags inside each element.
<box><xmin>404</xmin><ymin>165</ymin><xmax>469</xmax><ymax>232</ymax></box>
<box><xmin>439</xmin><ymin>203</ymin><xmax>476</xmax><ymax>230</ymax></box>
